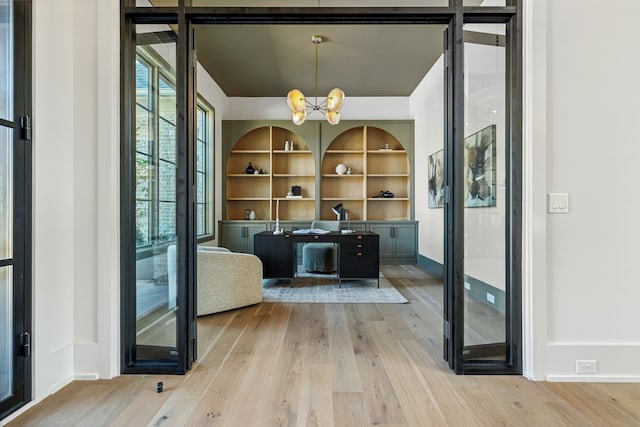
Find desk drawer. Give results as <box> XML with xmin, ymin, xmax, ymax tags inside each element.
<box><xmin>339</xmin><ymin>236</ymin><xmax>379</xmax><ymax>279</ymax></box>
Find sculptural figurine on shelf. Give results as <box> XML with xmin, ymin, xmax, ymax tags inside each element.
<box><xmin>245</xmin><ymin>162</ymin><xmax>255</xmax><ymax>174</ymax></box>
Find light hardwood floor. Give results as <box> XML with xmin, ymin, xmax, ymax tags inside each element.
<box><xmin>7</xmin><ymin>265</ymin><xmax>640</xmax><ymax>426</ymax></box>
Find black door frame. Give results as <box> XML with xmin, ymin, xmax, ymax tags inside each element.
<box><xmin>444</xmin><ymin>1</ymin><xmax>522</xmax><ymax>374</ymax></box>
<box><xmin>120</xmin><ymin>1</ymin><xmax>522</xmax><ymax>375</ymax></box>
<box><xmin>120</xmin><ymin>11</ymin><xmax>197</xmax><ymax>374</ymax></box>
<box><xmin>1</xmin><ymin>0</ymin><xmax>33</xmax><ymax>420</ymax></box>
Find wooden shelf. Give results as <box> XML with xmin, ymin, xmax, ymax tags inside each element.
<box><xmin>231</xmin><ymin>149</ymin><xmax>270</xmax><ymax>154</ymax></box>
<box><xmin>273</xmin><ymin>150</ymin><xmax>312</xmax><ymax>154</ymax></box>
<box><xmin>367</xmin><ymin>174</ymin><xmax>409</xmax><ymax>177</ymax></box>
<box><xmin>227</xmin><ymin>197</ymin><xmax>270</xmax><ymax>201</ymax></box>
<box><xmin>367</xmin><ymin>197</ymin><xmax>410</xmax><ymax>201</ymax></box>
<box><xmin>275</xmin><ymin>197</ymin><xmax>314</xmax><ymax>201</ymax></box>
<box><xmin>325</xmin><ymin>150</ymin><xmax>364</xmax><ymax>154</ymax></box>
<box><xmin>273</xmin><ymin>174</ymin><xmax>315</xmax><ymax>177</ymax></box>
<box><xmin>367</xmin><ymin>149</ymin><xmax>407</xmax><ymax>154</ymax></box>
<box><xmin>321</xmin><ymin>197</ymin><xmax>362</xmax><ymax>201</ymax></box>
<box><xmin>321</xmin><ymin>174</ymin><xmax>364</xmax><ymax>177</ymax></box>
<box><xmin>227</xmin><ymin>174</ymin><xmax>270</xmax><ymax>177</ymax></box>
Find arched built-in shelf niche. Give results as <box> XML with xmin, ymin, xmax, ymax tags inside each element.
<box><xmin>321</xmin><ymin>126</ymin><xmax>410</xmax><ymax>221</ymax></box>
<box><xmin>225</xmin><ymin>126</ymin><xmax>315</xmax><ymax>220</ymax></box>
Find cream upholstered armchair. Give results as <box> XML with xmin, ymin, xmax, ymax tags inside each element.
<box><xmin>167</xmin><ymin>245</ymin><xmax>263</xmax><ymax>316</ymax></box>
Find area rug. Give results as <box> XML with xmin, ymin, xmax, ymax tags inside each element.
<box><xmin>262</xmin><ymin>272</ymin><xmax>408</xmax><ymax>304</ymax></box>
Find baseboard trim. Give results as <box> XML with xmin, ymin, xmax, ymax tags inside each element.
<box><xmin>49</xmin><ymin>375</ymin><xmax>73</xmax><ymax>395</ymax></box>
<box><xmin>546</xmin><ymin>375</ymin><xmax>640</xmax><ymax>383</ymax></box>
<box><xmin>74</xmin><ymin>373</ymin><xmax>100</xmax><ymax>381</ymax></box>
<box><xmin>417</xmin><ymin>254</ymin><xmax>444</xmax><ymax>279</ymax></box>
<box><xmin>417</xmin><ymin>254</ymin><xmax>506</xmax><ymax>313</ymax></box>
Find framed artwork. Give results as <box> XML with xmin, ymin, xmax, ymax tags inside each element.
<box><xmin>428</xmin><ymin>149</ymin><xmax>444</xmax><ymax>208</ymax></box>
<box><xmin>428</xmin><ymin>124</ymin><xmax>496</xmax><ymax>209</ymax></box>
<box><xmin>464</xmin><ymin>124</ymin><xmax>496</xmax><ymax>207</ymax></box>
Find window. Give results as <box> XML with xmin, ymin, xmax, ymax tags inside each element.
<box><xmin>196</xmin><ymin>103</ymin><xmax>214</xmax><ymax>238</ymax></box>
<box><xmin>135</xmin><ymin>48</ymin><xmax>213</xmax><ymax>248</ymax></box>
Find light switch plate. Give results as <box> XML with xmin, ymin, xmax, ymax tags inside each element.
<box><xmin>548</xmin><ymin>193</ymin><xmax>569</xmax><ymax>214</ymax></box>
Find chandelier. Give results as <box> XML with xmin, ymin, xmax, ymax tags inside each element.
<box><xmin>287</xmin><ymin>35</ymin><xmax>345</xmax><ymax>126</ymax></box>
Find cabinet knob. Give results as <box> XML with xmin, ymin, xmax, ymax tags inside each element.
<box><xmin>357</xmin><ymin>252</ymin><xmax>363</xmax><ymax>256</ymax></box>
<box><xmin>357</xmin><ymin>235</ymin><xmax>362</xmax><ymax>240</ymax></box>
<box><xmin>357</xmin><ymin>244</ymin><xmax>363</xmax><ymax>248</ymax></box>
<box><xmin>313</xmin><ymin>235</ymin><xmax>319</xmax><ymax>240</ymax></box>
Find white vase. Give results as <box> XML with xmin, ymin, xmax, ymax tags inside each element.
<box><xmin>335</xmin><ymin>163</ymin><xmax>347</xmax><ymax>175</ymax></box>
<box><xmin>249</xmin><ymin>210</ymin><xmax>256</xmax><ymax>220</ymax></box>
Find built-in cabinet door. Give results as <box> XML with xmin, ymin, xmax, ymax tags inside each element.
<box><xmin>245</xmin><ymin>225</ymin><xmax>267</xmax><ymax>254</ymax></box>
<box><xmin>220</xmin><ymin>223</ymin><xmax>249</xmax><ymax>253</ymax></box>
<box><xmin>391</xmin><ymin>223</ymin><xmax>417</xmax><ymax>259</ymax></box>
<box><xmin>368</xmin><ymin>224</ymin><xmax>394</xmax><ymax>258</ymax></box>
<box><xmin>220</xmin><ymin>222</ymin><xmax>267</xmax><ymax>253</ymax></box>
<box><xmin>367</xmin><ymin>222</ymin><xmax>416</xmax><ymax>263</ymax></box>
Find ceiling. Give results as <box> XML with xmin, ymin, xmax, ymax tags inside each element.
<box><xmin>194</xmin><ymin>24</ymin><xmax>447</xmax><ymax>98</ymax></box>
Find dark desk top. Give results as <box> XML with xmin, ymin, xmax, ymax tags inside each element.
<box><xmin>255</xmin><ymin>230</ymin><xmax>378</xmax><ymax>242</ymax></box>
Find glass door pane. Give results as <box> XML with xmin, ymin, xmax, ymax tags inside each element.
<box><xmin>0</xmin><ymin>0</ymin><xmax>12</xmax><ymax>121</ymax></box>
<box><xmin>1</xmin><ymin>126</ymin><xmax>12</xmax><ymax>402</ymax></box>
<box><xmin>0</xmin><ymin>127</ymin><xmax>11</xmax><ymax>261</ymax></box>
<box><xmin>0</xmin><ymin>266</ymin><xmax>12</xmax><ymax>402</ymax></box>
<box><xmin>134</xmin><ymin>23</ymin><xmax>178</xmax><ymax>360</ymax></box>
<box><xmin>462</xmin><ymin>23</ymin><xmax>506</xmax><ymax>361</ymax></box>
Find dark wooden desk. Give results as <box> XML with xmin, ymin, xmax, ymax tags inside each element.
<box><xmin>254</xmin><ymin>231</ymin><xmax>379</xmax><ymax>286</ymax></box>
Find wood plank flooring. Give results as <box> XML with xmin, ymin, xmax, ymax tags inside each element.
<box><xmin>7</xmin><ymin>265</ymin><xmax>640</xmax><ymax>426</ymax></box>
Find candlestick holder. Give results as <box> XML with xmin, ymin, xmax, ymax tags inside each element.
<box><xmin>273</xmin><ymin>219</ymin><xmax>283</xmax><ymax>235</ymax></box>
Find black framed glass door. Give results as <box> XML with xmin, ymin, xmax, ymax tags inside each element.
<box><xmin>1</xmin><ymin>0</ymin><xmax>32</xmax><ymax>419</ymax></box>
<box><xmin>122</xmin><ymin>1</ymin><xmax>522</xmax><ymax>376</ymax></box>
<box><xmin>443</xmin><ymin>3</ymin><xmax>522</xmax><ymax>374</ymax></box>
<box><xmin>121</xmin><ymin>15</ymin><xmax>197</xmax><ymax>374</ymax></box>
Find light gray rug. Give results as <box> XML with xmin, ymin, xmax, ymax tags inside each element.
<box><xmin>262</xmin><ymin>272</ymin><xmax>408</xmax><ymax>304</ymax></box>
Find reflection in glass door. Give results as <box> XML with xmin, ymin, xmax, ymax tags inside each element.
<box><xmin>462</xmin><ymin>24</ymin><xmax>507</xmax><ymax>362</ymax></box>
<box><xmin>0</xmin><ymin>0</ymin><xmax>15</xmax><ymax>401</ymax></box>
<box><xmin>1</xmin><ymin>129</ymin><xmax>13</xmax><ymax>404</ymax></box>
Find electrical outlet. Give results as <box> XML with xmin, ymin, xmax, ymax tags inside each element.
<box><xmin>576</xmin><ymin>360</ymin><xmax>597</xmax><ymax>374</ymax></box>
<box><xmin>464</xmin><ymin>281</ymin><xmax>471</xmax><ymax>291</ymax></box>
<box><xmin>486</xmin><ymin>292</ymin><xmax>495</xmax><ymax>304</ymax></box>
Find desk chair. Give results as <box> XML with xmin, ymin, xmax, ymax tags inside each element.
<box><xmin>301</xmin><ymin>220</ymin><xmax>340</xmax><ymax>273</ymax></box>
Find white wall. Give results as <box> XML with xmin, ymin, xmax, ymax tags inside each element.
<box><xmin>225</xmin><ymin>96</ymin><xmax>410</xmax><ymax>121</ymax></box>
<box><xmin>33</xmin><ymin>0</ymin><xmax>77</xmax><ymax>399</ymax></box>
<box><xmin>411</xmin><ymin>40</ymin><xmax>506</xmax><ymax>293</ymax></box>
<box><xmin>411</xmin><ymin>56</ymin><xmax>444</xmax><ymax>265</ymax></box>
<box><xmin>30</xmin><ymin>0</ymin><xmax>120</xmax><ymax>408</ymax></box>
<box><xmin>526</xmin><ymin>0</ymin><xmax>640</xmax><ymax>381</ymax></box>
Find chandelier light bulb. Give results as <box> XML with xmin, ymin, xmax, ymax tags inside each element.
<box><xmin>326</xmin><ymin>110</ymin><xmax>340</xmax><ymax>125</ymax></box>
<box><xmin>326</xmin><ymin>88</ymin><xmax>345</xmax><ymax>112</ymax></box>
<box><xmin>287</xmin><ymin>89</ymin><xmax>306</xmax><ymax>113</ymax></box>
<box><xmin>292</xmin><ymin>110</ymin><xmax>307</xmax><ymax>126</ymax></box>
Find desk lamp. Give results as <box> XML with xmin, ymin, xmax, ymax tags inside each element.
<box><xmin>332</xmin><ymin>203</ymin><xmax>345</xmax><ymax>220</ymax></box>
